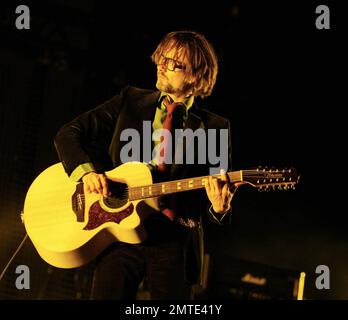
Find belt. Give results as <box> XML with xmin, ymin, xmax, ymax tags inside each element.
<box><xmin>175</xmin><ymin>217</ymin><xmax>200</xmax><ymax>229</ymax></box>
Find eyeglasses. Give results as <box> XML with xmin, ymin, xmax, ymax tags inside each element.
<box><xmin>158</xmin><ymin>54</ymin><xmax>186</xmax><ymax>72</ymax></box>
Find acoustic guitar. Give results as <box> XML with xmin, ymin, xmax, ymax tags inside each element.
<box><xmin>23</xmin><ymin>162</ymin><xmax>300</xmax><ymax>268</ymax></box>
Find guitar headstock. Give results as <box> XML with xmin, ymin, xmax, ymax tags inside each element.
<box><xmin>241</xmin><ymin>167</ymin><xmax>300</xmax><ymax>191</ymax></box>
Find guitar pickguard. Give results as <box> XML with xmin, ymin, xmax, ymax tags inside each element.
<box><xmin>83</xmin><ymin>202</ymin><xmax>134</xmax><ymax>230</ymax></box>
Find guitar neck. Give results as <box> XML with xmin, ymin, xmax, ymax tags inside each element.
<box><xmin>128</xmin><ymin>171</ymin><xmax>243</xmax><ymax>201</ymax></box>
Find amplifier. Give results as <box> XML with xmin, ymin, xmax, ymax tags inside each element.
<box><xmin>193</xmin><ymin>254</ymin><xmax>305</xmax><ymax>300</ymax></box>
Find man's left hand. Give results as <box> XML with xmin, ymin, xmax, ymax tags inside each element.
<box><xmin>205</xmin><ymin>169</ymin><xmax>245</xmax><ymax>214</ymax></box>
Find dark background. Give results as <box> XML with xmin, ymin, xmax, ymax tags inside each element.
<box><xmin>0</xmin><ymin>0</ymin><xmax>345</xmax><ymax>299</ymax></box>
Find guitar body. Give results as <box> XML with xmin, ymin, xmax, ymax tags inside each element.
<box><xmin>23</xmin><ymin>162</ymin><xmax>159</xmax><ymax>269</ymax></box>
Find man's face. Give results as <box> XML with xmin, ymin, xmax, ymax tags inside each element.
<box><xmin>156</xmin><ymin>47</ymin><xmax>191</xmax><ymax>98</ymax></box>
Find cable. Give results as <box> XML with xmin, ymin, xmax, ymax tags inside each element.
<box><xmin>0</xmin><ymin>233</ymin><xmax>28</xmax><ymax>282</ymax></box>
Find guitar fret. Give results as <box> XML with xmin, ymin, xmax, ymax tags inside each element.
<box><xmin>128</xmin><ymin>170</ymin><xmax>257</xmax><ymax>201</ymax></box>
<box><xmin>134</xmin><ymin>178</ymin><xmax>201</xmax><ymax>199</ymax></box>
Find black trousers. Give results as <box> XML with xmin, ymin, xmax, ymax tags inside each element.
<box><xmin>90</xmin><ymin>213</ymin><xmax>198</xmax><ymax>300</ymax></box>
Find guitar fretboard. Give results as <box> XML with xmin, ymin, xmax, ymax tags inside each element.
<box><xmin>128</xmin><ymin>171</ymin><xmax>242</xmax><ymax>201</ymax></box>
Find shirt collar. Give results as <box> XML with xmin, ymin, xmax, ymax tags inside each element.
<box><xmin>158</xmin><ymin>92</ymin><xmax>194</xmax><ymax>113</ymax></box>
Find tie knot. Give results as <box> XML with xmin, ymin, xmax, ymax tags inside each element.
<box><xmin>163</xmin><ymin>97</ymin><xmax>184</xmax><ymax>115</ymax></box>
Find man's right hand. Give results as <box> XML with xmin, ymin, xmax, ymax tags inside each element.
<box><xmin>82</xmin><ymin>172</ymin><xmax>109</xmax><ymax>197</ymax></box>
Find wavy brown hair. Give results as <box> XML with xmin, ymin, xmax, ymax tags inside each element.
<box><xmin>151</xmin><ymin>31</ymin><xmax>218</xmax><ymax>98</ymax></box>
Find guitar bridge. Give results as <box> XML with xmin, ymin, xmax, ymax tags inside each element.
<box><xmin>72</xmin><ymin>183</ymin><xmax>85</xmax><ymax>222</ymax></box>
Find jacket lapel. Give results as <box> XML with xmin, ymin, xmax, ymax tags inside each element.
<box><xmin>185</xmin><ymin>104</ymin><xmax>203</xmax><ymax>132</ymax></box>
<box><xmin>110</xmin><ymin>89</ymin><xmax>160</xmax><ymax>166</ymax></box>
<box><xmin>136</xmin><ymin>90</ymin><xmax>161</xmax><ymax>123</ymax></box>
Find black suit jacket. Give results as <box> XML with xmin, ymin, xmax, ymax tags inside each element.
<box><xmin>54</xmin><ymin>86</ymin><xmax>233</xmax><ymax>284</ymax></box>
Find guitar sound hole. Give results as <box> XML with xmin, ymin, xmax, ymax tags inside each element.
<box><xmin>102</xmin><ymin>180</ymin><xmax>128</xmax><ymax>209</ymax></box>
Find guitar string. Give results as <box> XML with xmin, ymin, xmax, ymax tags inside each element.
<box><xmin>29</xmin><ymin>177</ymin><xmax>295</xmax><ymax>218</ymax></box>
<box><xmin>26</xmin><ymin>181</ymin><xmax>296</xmax><ymax>227</ymax></box>
<box><xmin>76</xmin><ymin>172</ymin><xmax>295</xmax><ymax>194</ymax></box>
<box><xmin>75</xmin><ymin>180</ymin><xmax>295</xmax><ymax>202</ymax></box>
<box><xmin>75</xmin><ymin>172</ymin><xmax>296</xmax><ymax>195</ymax></box>
<box><xmin>72</xmin><ymin>169</ymin><xmax>296</xmax><ymax>202</ymax></box>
